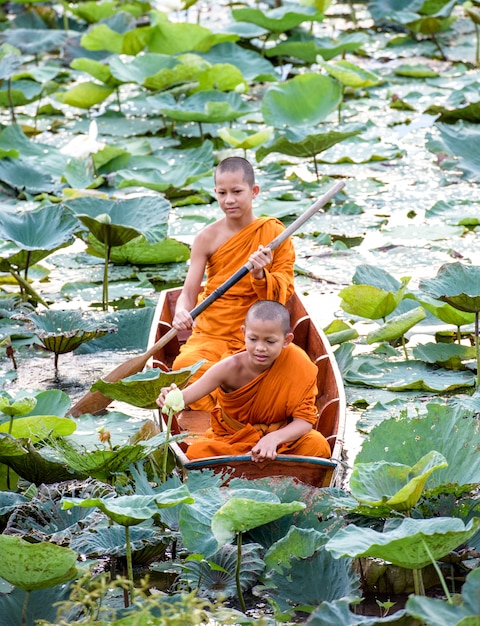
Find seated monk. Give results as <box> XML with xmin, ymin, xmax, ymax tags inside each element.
<box><xmin>170</xmin><ymin>156</ymin><xmax>295</xmax><ymax>411</ymax></box>
<box><xmin>157</xmin><ymin>300</ymin><xmax>330</xmax><ymax>462</ymax></box>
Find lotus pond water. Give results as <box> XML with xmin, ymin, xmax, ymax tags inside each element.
<box><xmin>1</xmin><ymin>0</ymin><xmax>480</xmax><ymax>624</ymax></box>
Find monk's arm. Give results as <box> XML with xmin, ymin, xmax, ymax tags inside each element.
<box><xmin>251</xmin><ymin>418</ymin><xmax>312</xmax><ymax>462</ymax></box>
<box><xmin>250</xmin><ymin>237</ymin><xmax>295</xmax><ymax>303</ymax></box>
<box><xmin>173</xmin><ymin>236</ymin><xmax>209</xmax><ymax>329</ymax></box>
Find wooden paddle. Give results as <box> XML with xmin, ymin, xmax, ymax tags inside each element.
<box><xmin>69</xmin><ymin>180</ymin><xmax>345</xmax><ymax>417</ymax></box>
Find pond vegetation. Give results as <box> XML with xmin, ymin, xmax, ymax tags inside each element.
<box><xmin>0</xmin><ymin>0</ymin><xmax>479</xmax><ymax>624</ymax></box>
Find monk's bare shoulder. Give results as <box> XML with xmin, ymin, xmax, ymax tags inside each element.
<box><xmin>193</xmin><ymin>218</ymin><xmax>230</xmax><ymax>258</ymax></box>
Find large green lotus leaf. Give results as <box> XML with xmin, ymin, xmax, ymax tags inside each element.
<box><xmin>0</xmin><ymin>52</ymin><xmax>21</xmax><ymax>81</ymax></box>
<box><xmin>70</xmin><ymin>58</ymin><xmax>118</xmax><ymax>87</ymax></box>
<box><xmin>3</xmin><ymin>28</ymin><xmax>68</xmax><ymax>55</ymax></box>
<box><xmin>146</xmin><ymin>19</ymin><xmax>238</xmax><ymax>54</ymax></box>
<box><xmin>90</xmin><ymin>362</ymin><xmax>204</xmax><ymax>410</ymax></box>
<box><xmin>427</xmin><ymin>122</ymin><xmax>480</xmax><ymax>180</ymax></box>
<box><xmin>200</xmin><ymin>42</ymin><xmax>277</xmax><ymax>81</ymax></box>
<box><xmin>0</xmin><ymin>241</ymin><xmax>68</xmax><ymax>273</ymax></box>
<box><xmin>0</xmin><ymin>435</ymin><xmax>79</xmax><ymax>484</ymax></box>
<box><xmin>324</xmin><ymin>319</ymin><xmax>359</xmax><ymax>345</ymax></box>
<box><xmin>325</xmin><ymin>516</ymin><xmax>480</xmax><ymax>569</ymax></box>
<box><xmin>410</xmin><ymin>292</ymin><xmax>475</xmax><ymax>326</ymax></box>
<box><xmin>232</xmin><ymin>4</ymin><xmax>324</xmax><ymax>32</ymax></box>
<box><xmin>193</xmin><ymin>63</ymin><xmax>247</xmax><ymax>93</ymax></box>
<box><xmin>425</xmin><ymin>101</ymin><xmax>480</xmax><ymax>124</ymax></box>
<box><xmin>264</xmin><ymin>526</ymin><xmax>327</xmax><ymax>574</ymax></box>
<box><xmin>318</xmin><ymin>136</ymin><xmax>403</xmax><ymax>164</ymax></box>
<box><xmin>0</xmin><ymin>396</ymin><xmax>36</xmax><ymax>418</ymax></box>
<box><xmin>412</xmin><ymin>342</ymin><xmax>476</xmax><ymax>370</ymax></box>
<box><xmin>339</xmin><ymin>285</ymin><xmax>402</xmax><ymax>320</ymax></box>
<box><xmin>352</xmin><ymin>264</ymin><xmax>404</xmax><ymax>291</ymax></box>
<box><xmin>266</xmin><ymin>32</ymin><xmax>368</xmax><ymax>63</ymax></box>
<box><xmin>355</xmin><ymin>402</ymin><xmax>480</xmax><ymax>492</ymax></box>
<box><xmin>0</xmin><ymin>536</ymin><xmax>80</xmax><ymax>591</ymax></box>
<box><xmin>65</xmin><ymin>412</ymin><xmax>152</xmax><ymax>449</ymax></box>
<box><xmin>108</xmin><ymin>52</ymin><xmax>179</xmax><ymax>85</ymax></box>
<box><xmin>70</xmin><ymin>1</ymin><xmax>119</xmax><ymax>22</ymax></box>
<box><xmin>307</xmin><ymin>598</ymin><xmax>408</xmax><ymax>625</ymax></box>
<box><xmin>317</xmin><ymin>59</ymin><xmax>383</xmax><ymax>88</ymax></box>
<box><xmin>418</xmin><ymin>262</ymin><xmax>480</xmax><ymax>313</ymax></box>
<box><xmin>156</xmin><ymin>90</ymin><xmax>252</xmax><ymax>123</ymax></box>
<box><xmin>0</xmin><ymin>204</ymin><xmax>78</xmax><ymax>251</ymax></box>
<box><xmin>350</xmin><ymin>451</ymin><xmax>448</xmax><ymax>511</ymax></box>
<box><xmin>367</xmin><ymin>306</ymin><xmax>427</xmax><ymax>343</ymax></box>
<box><xmin>53</xmin><ymin>433</ymin><xmax>170</xmax><ymax>480</ymax></box>
<box><xmin>345</xmin><ymin>356</ymin><xmax>475</xmax><ymax>391</ymax></box>
<box><xmin>55</xmin><ymin>81</ymin><xmax>115</xmax><ymax>109</ymax></box>
<box><xmin>261</xmin><ymin>74</ymin><xmax>342</xmax><ymax>128</ymax></box>
<box><xmin>263</xmin><ymin>545</ymin><xmax>360</xmax><ymax>612</ymax></box>
<box><xmin>0</xmin><ymin>415</ymin><xmax>76</xmax><ymax>441</ymax></box>
<box><xmin>178</xmin><ymin>487</ymin><xmax>227</xmax><ymax>558</ymax></box>
<box><xmin>0</xmin><ymin>491</ymin><xmax>28</xmax><ymax>517</ymax></box>
<box><xmin>0</xmin><ymin>79</ymin><xmax>44</xmax><ymax>107</ymax></box>
<box><xmin>86</xmin><ymin>235</ymin><xmax>190</xmax><ymax>265</ymax></box>
<box><xmin>0</xmin><ymin>584</ymin><xmax>76</xmax><ymax>626</ymax></box>
<box><xmin>25</xmin><ymin>309</ymin><xmax>117</xmax><ymax>354</ymax></box>
<box><xmin>218</xmin><ymin>127</ymin><xmax>274</xmax><ymax>150</ymax></box>
<box><xmin>0</xmin><ymin>158</ymin><xmax>57</xmax><ymax>195</ymax></box>
<box><xmin>64</xmin><ymin>195</ymin><xmax>171</xmax><ymax>246</ymax></box>
<box><xmin>181</xmin><ymin>542</ymin><xmax>265</xmax><ymax>599</ymax></box>
<box><xmin>212</xmin><ymin>497</ymin><xmax>305</xmax><ymax>547</ymax></box>
<box><xmin>62</xmin><ymin>486</ymin><xmax>193</xmax><ymax>526</ymax></box>
<box><xmin>256</xmin><ymin>128</ymin><xmax>360</xmax><ymax>161</ymax></box>
<box><xmin>406</xmin><ymin>568</ymin><xmax>480</xmax><ymax>626</ymax></box>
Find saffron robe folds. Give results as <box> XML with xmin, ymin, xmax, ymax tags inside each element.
<box><xmin>172</xmin><ymin>217</ymin><xmax>295</xmax><ymax>410</ymax></box>
<box><xmin>186</xmin><ymin>343</ymin><xmax>331</xmax><ymax>460</ymax></box>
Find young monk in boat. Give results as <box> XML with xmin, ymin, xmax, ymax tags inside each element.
<box><xmin>170</xmin><ymin>156</ymin><xmax>295</xmax><ymax>410</ymax></box>
<box><xmin>157</xmin><ymin>300</ymin><xmax>331</xmax><ymax>462</ymax></box>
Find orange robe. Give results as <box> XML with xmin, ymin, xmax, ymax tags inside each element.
<box><xmin>172</xmin><ymin>217</ymin><xmax>295</xmax><ymax>409</ymax></box>
<box><xmin>186</xmin><ymin>344</ymin><xmax>331</xmax><ymax>460</ymax></box>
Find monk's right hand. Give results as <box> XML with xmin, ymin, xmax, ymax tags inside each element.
<box><xmin>156</xmin><ymin>383</ymin><xmax>178</xmax><ymax>409</ymax></box>
<box><xmin>172</xmin><ymin>308</ymin><xmax>194</xmax><ymax>330</ymax></box>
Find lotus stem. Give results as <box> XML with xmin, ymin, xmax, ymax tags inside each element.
<box><xmin>475</xmin><ymin>23</ymin><xmax>479</xmax><ymax>65</ymax></box>
<box><xmin>103</xmin><ymin>246</ymin><xmax>111</xmax><ymax>311</ymax></box>
<box><xmin>412</xmin><ymin>567</ymin><xmax>425</xmax><ymax>596</ymax></box>
<box><xmin>9</xmin><ymin>268</ymin><xmax>49</xmax><ymax>307</ymax></box>
<box><xmin>7</xmin><ymin>78</ymin><xmax>16</xmax><ymax>124</ymax></box>
<box><xmin>236</xmin><ymin>532</ymin><xmax>246</xmax><ymax>613</ymax></box>
<box><xmin>401</xmin><ymin>335</ymin><xmax>409</xmax><ymax>360</ymax></box>
<box><xmin>21</xmin><ymin>590</ymin><xmax>30</xmax><ymax>626</ymax></box>
<box><xmin>421</xmin><ymin>538</ymin><xmax>452</xmax><ymax>603</ymax></box>
<box><xmin>125</xmin><ymin>525</ymin><xmax>134</xmax><ymax>606</ymax></box>
<box><xmin>475</xmin><ymin>311</ymin><xmax>480</xmax><ymax>387</ymax></box>
<box><xmin>162</xmin><ymin>411</ymin><xmax>174</xmax><ymax>483</ymax></box>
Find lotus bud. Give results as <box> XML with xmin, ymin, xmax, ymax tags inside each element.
<box><xmin>162</xmin><ymin>387</ymin><xmax>185</xmax><ymax>415</ymax></box>
<box><xmin>96</xmin><ymin>213</ymin><xmax>111</xmax><ymax>224</ymax></box>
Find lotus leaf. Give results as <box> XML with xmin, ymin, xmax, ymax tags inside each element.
<box><xmin>200</xmin><ymin>42</ymin><xmax>277</xmax><ymax>82</ymax></box>
<box><xmin>178</xmin><ymin>486</ymin><xmax>227</xmax><ymax>558</ymax></box>
<box><xmin>62</xmin><ymin>485</ymin><xmax>194</xmax><ymax>526</ymax></box>
<box><xmin>418</xmin><ymin>262</ymin><xmax>480</xmax><ymax>313</ymax></box>
<box><xmin>25</xmin><ymin>309</ymin><xmax>117</xmax><ymax>359</ymax></box>
<box><xmin>367</xmin><ymin>306</ymin><xmax>427</xmax><ymax>343</ymax></box>
<box><xmin>212</xmin><ymin>497</ymin><xmax>305</xmax><ymax>547</ymax></box>
<box><xmin>355</xmin><ymin>403</ymin><xmax>480</xmax><ymax>493</ymax></box>
<box><xmin>181</xmin><ymin>543</ymin><xmax>265</xmax><ymax>598</ymax></box>
<box><xmin>325</xmin><ymin>516</ymin><xmax>480</xmax><ymax>569</ymax></box>
<box><xmin>266</xmin><ymin>32</ymin><xmax>368</xmax><ymax>63</ymax></box>
<box><xmin>86</xmin><ymin>235</ymin><xmax>190</xmax><ymax>265</ymax></box>
<box><xmin>53</xmin><ymin>432</ymin><xmax>171</xmax><ymax>480</ymax></box>
<box><xmin>145</xmin><ymin>17</ymin><xmax>238</xmax><ymax>55</ymax></box>
<box><xmin>412</xmin><ymin>342</ymin><xmax>476</xmax><ymax>369</ymax></box>
<box><xmin>0</xmin><ymin>415</ymin><xmax>76</xmax><ymax>441</ymax></box>
<box><xmin>261</xmin><ymin>74</ymin><xmax>342</xmax><ymax>128</ymax></box>
<box><xmin>406</xmin><ymin>567</ymin><xmax>480</xmax><ymax>626</ymax></box>
<box><xmin>411</xmin><ymin>292</ymin><xmax>475</xmax><ymax>326</ymax></box>
<box><xmin>56</xmin><ymin>81</ymin><xmax>116</xmax><ymax>109</ymax></box>
<box><xmin>345</xmin><ymin>355</ymin><xmax>475</xmax><ymax>391</ymax></box>
<box><xmin>0</xmin><ymin>535</ymin><xmax>80</xmax><ymax>591</ymax></box>
<box><xmin>317</xmin><ymin>59</ymin><xmax>383</xmax><ymax>89</ymax></box>
<box><xmin>339</xmin><ymin>284</ymin><xmax>406</xmax><ymax>321</ymax></box>
<box><xmin>428</xmin><ymin>122</ymin><xmax>480</xmax><ymax>180</ymax></box>
<box><xmin>264</xmin><ymin>526</ymin><xmax>327</xmax><ymax>574</ymax></box>
<box><xmin>156</xmin><ymin>90</ymin><xmax>252</xmax><ymax>123</ymax></box>
<box><xmin>350</xmin><ymin>451</ymin><xmax>448</xmax><ymax>512</ymax></box>
<box><xmin>0</xmin><ymin>395</ymin><xmax>36</xmax><ymax>418</ymax></box>
<box><xmin>218</xmin><ymin>127</ymin><xmax>274</xmax><ymax>151</ymax></box>
<box><xmin>90</xmin><ymin>361</ymin><xmax>204</xmax><ymax>410</ymax></box>
<box><xmin>232</xmin><ymin>4</ymin><xmax>324</xmax><ymax>33</ymax></box>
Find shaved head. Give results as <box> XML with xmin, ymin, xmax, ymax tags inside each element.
<box><xmin>215</xmin><ymin>156</ymin><xmax>255</xmax><ymax>188</ymax></box>
<box><xmin>246</xmin><ymin>300</ymin><xmax>291</xmax><ymax>335</ymax></box>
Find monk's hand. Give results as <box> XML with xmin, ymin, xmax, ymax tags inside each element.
<box><xmin>249</xmin><ymin>245</ymin><xmax>272</xmax><ymax>280</ymax></box>
<box><xmin>251</xmin><ymin>434</ymin><xmax>278</xmax><ymax>463</ymax></box>
<box><xmin>156</xmin><ymin>383</ymin><xmax>180</xmax><ymax>411</ymax></box>
<box><xmin>172</xmin><ymin>308</ymin><xmax>194</xmax><ymax>330</ymax></box>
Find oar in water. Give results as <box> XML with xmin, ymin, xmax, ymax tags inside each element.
<box><xmin>69</xmin><ymin>180</ymin><xmax>345</xmax><ymax>417</ymax></box>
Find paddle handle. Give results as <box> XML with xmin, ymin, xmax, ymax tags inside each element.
<box><xmin>145</xmin><ymin>180</ymin><xmax>345</xmax><ymax>359</ymax></box>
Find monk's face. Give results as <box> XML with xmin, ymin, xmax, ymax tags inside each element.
<box><xmin>214</xmin><ymin>169</ymin><xmax>259</xmax><ymax>220</ymax></box>
<box><xmin>242</xmin><ymin>317</ymin><xmax>293</xmax><ymax>370</ymax></box>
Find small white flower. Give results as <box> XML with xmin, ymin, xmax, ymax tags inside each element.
<box><xmin>60</xmin><ymin>120</ymin><xmax>104</xmax><ymax>159</ymax></box>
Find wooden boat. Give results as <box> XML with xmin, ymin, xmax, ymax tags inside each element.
<box><xmin>147</xmin><ymin>287</ymin><xmax>346</xmax><ymax>488</ymax></box>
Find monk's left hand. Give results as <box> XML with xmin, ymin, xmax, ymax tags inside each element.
<box><xmin>251</xmin><ymin>435</ymin><xmax>278</xmax><ymax>463</ymax></box>
<box><xmin>249</xmin><ymin>245</ymin><xmax>272</xmax><ymax>280</ymax></box>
